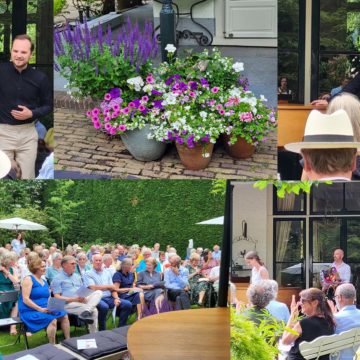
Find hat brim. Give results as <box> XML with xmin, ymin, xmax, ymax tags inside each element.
<box><xmin>0</xmin><ymin>151</ymin><xmax>11</xmax><ymax>178</ymax></box>
<box><xmin>284</xmin><ymin>142</ymin><xmax>360</xmax><ymax>154</ymax></box>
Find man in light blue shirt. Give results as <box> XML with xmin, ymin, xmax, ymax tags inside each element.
<box><xmin>51</xmin><ymin>255</ymin><xmax>102</xmax><ymax>333</ymax></box>
<box><xmin>333</xmin><ymin>283</ymin><xmax>360</xmax><ymax>360</ymax></box>
<box><xmin>212</xmin><ymin>245</ymin><xmax>221</xmax><ymax>261</ymax></box>
<box><xmin>264</xmin><ymin>280</ymin><xmax>290</xmax><ymax>323</ymax></box>
<box><xmin>83</xmin><ymin>254</ymin><xmax>132</xmax><ymax>331</ymax></box>
<box><xmin>164</xmin><ymin>255</ymin><xmax>190</xmax><ymax>310</ymax></box>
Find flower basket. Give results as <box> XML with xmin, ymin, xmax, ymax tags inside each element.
<box><xmin>224</xmin><ymin>134</ymin><xmax>255</xmax><ymax>159</ymax></box>
<box><xmin>121</xmin><ymin>124</ymin><xmax>167</xmax><ymax>161</ymax></box>
<box><xmin>175</xmin><ymin>142</ymin><xmax>214</xmax><ymax>170</ymax></box>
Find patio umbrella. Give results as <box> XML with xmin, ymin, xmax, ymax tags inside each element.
<box><xmin>196</xmin><ymin>216</ymin><xmax>224</xmax><ymax>225</ymax></box>
<box><xmin>0</xmin><ymin>217</ymin><xmax>47</xmax><ymax>231</ymax></box>
<box><xmin>282</xmin><ymin>262</ymin><xmax>332</xmax><ymax>274</ymax></box>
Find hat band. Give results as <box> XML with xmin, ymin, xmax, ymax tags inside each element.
<box><xmin>303</xmin><ymin>134</ymin><xmax>354</xmax><ymax>142</ymax></box>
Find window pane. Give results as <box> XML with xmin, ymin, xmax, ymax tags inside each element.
<box><xmin>278</xmin><ymin>0</ymin><xmax>299</xmax><ymax>50</ymax></box>
<box><xmin>275</xmin><ymin>263</ymin><xmax>304</xmax><ymax>288</ymax></box>
<box><xmin>345</xmin><ymin>183</ymin><xmax>360</xmax><ymax>211</ymax></box>
<box><xmin>275</xmin><ymin>191</ymin><xmax>305</xmax><ymax>213</ymax></box>
<box><xmin>278</xmin><ymin>52</ymin><xmax>299</xmax><ymax>101</ymax></box>
<box><xmin>311</xmin><ymin>183</ymin><xmax>344</xmax><ymax>213</ymax></box>
<box><xmin>319</xmin><ymin>0</ymin><xmax>360</xmax><ymax>52</ymax></box>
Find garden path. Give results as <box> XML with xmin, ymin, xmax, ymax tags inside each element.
<box><xmin>54</xmin><ymin>108</ymin><xmax>277</xmax><ymax>179</ymax></box>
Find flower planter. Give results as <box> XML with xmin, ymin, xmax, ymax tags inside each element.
<box><xmin>224</xmin><ymin>135</ymin><xmax>255</xmax><ymax>159</ymax></box>
<box><xmin>175</xmin><ymin>142</ymin><xmax>214</xmax><ymax>170</ymax></box>
<box><xmin>120</xmin><ymin>124</ymin><xmax>167</xmax><ymax>161</ymax></box>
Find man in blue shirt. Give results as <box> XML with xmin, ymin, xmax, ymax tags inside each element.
<box><xmin>333</xmin><ymin>283</ymin><xmax>360</xmax><ymax>360</ymax></box>
<box><xmin>83</xmin><ymin>254</ymin><xmax>132</xmax><ymax>331</ymax></box>
<box><xmin>212</xmin><ymin>245</ymin><xmax>221</xmax><ymax>261</ymax></box>
<box><xmin>264</xmin><ymin>280</ymin><xmax>290</xmax><ymax>323</ymax></box>
<box><xmin>51</xmin><ymin>256</ymin><xmax>102</xmax><ymax>333</ymax></box>
<box><xmin>164</xmin><ymin>255</ymin><xmax>190</xmax><ymax>310</ymax></box>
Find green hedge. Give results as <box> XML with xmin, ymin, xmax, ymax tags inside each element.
<box><xmin>0</xmin><ymin>181</ymin><xmax>224</xmax><ymax>257</ymax></box>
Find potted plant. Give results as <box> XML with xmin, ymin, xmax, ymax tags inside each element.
<box><xmin>87</xmin><ymin>77</ymin><xmax>167</xmax><ymax>161</ymax></box>
<box><xmin>221</xmin><ymin>87</ymin><xmax>277</xmax><ymax>159</ymax></box>
<box><xmin>54</xmin><ymin>17</ymin><xmax>158</xmax><ymax>102</ymax></box>
<box><xmin>149</xmin><ymin>75</ymin><xmax>226</xmax><ymax>170</ymax></box>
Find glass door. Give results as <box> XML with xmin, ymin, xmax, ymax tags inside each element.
<box><xmin>273</xmin><ymin>218</ymin><xmax>306</xmax><ymax>289</ymax></box>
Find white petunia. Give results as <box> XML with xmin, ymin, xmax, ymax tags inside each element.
<box><xmin>260</xmin><ymin>95</ymin><xmax>268</xmax><ymax>102</ymax></box>
<box><xmin>232</xmin><ymin>62</ymin><xmax>244</xmax><ymax>72</ymax></box>
<box><xmin>165</xmin><ymin>44</ymin><xmax>176</xmax><ymax>53</ymax></box>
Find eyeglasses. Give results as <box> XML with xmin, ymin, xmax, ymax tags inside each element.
<box><xmin>299</xmin><ymin>298</ymin><xmax>309</xmax><ymax>304</ymax></box>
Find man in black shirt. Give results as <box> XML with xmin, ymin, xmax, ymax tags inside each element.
<box><xmin>0</xmin><ymin>34</ymin><xmax>52</xmax><ymax>179</ymax></box>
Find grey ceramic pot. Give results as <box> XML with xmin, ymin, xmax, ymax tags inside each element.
<box><xmin>120</xmin><ymin>124</ymin><xmax>167</xmax><ymax>161</ymax></box>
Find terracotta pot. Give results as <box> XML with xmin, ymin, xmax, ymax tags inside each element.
<box><xmin>176</xmin><ymin>142</ymin><xmax>214</xmax><ymax>170</ymax></box>
<box><xmin>224</xmin><ymin>135</ymin><xmax>255</xmax><ymax>159</ymax></box>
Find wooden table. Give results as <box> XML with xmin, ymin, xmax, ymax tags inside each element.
<box><xmin>127</xmin><ymin>308</ymin><xmax>230</xmax><ymax>360</ymax></box>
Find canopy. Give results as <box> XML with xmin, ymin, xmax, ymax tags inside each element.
<box><xmin>0</xmin><ymin>217</ymin><xmax>47</xmax><ymax>231</ymax></box>
<box><xmin>196</xmin><ymin>216</ymin><xmax>224</xmax><ymax>225</ymax></box>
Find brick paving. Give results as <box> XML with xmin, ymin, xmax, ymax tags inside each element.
<box><xmin>54</xmin><ymin>105</ymin><xmax>277</xmax><ymax>179</ymax></box>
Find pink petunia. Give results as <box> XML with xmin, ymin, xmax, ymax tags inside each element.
<box><xmin>86</xmin><ymin>111</ymin><xmax>92</xmax><ymax>118</ymax></box>
<box><xmin>121</xmin><ymin>107</ymin><xmax>130</xmax><ymax>114</ymax></box>
<box><xmin>189</xmin><ymin>91</ymin><xmax>196</xmax><ymax>98</ymax></box>
<box><xmin>93</xmin><ymin>121</ymin><xmax>101</xmax><ymax>129</ymax></box>
<box><xmin>104</xmin><ymin>93</ymin><xmax>112</xmax><ymax>101</ymax></box>
<box><xmin>141</xmin><ymin>95</ymin><xmax>149</xmax><ymax>102</ymax></box>
<box><xmin>104</xmin><ymin>116</ymin><xmax>111</xmax><ymax>122</ymax></box>
<box><xmin>113</xmin><ymin>104</ymin><xmax>120</xmax><ymax>111</ymax></box>
<box><xmin>118</xmin><ymin>124</ymin><xmax>127</xmax><ymax>132</ymax></box>
<box><xmin>139</xmin><ymin>105</ymin><xmax>146</xmax><ymax>112</ymax></box>
<box><xmin>128</xmin><ymin>102</ymin><xmax>135</xmax><ymax>108</ymax></box>
<box><xmin>91</xmin><ymin>116</ymin><xmax>99</xmax><ymax>123</ymax></box>
<box><xmin>109</xmin><ymin>127</ymin><xmax>117</xmax><ymax>135</ymax></box>
<box><xmin>211</xmin><ymin>87</ymin><xmax>219</xmax><ymax>94</ymax></box>
<box><xmin>104</xmin><ymin>123</ymin><xmax>112</xmax><ymax>131</ymax></box>
<box><xmin>240</xmin><ymin>112</ymin><xmax>253</xmax><ymax>122</ymax></box>
<box><xmin>219</xmin><ymin>109</ymin><xmax>225</xmax><ymax>115</ymax></box>
<box><xmin>146</xmin><ymin>74</ymin><xmax>154</xmax><ymax>84</ymax></box>
<box><xmin>216</xmin><ymin>104</ymin><xmax>223</xmax><ymax>111</ymax></box>
<box><xmin>92</xmin><ymin>108</ymin><xmax>100</xmax><ymax>116</ymax></box>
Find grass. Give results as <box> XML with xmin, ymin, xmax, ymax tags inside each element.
<box><xmin>0</xmin><ymin>313</ymin><xmax>137</xmax><ymax>356</ymax></box>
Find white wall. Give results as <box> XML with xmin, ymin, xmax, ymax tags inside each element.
<box><xmin>153</xmin><ymin>0</ymin><xmax>214</xmax><ymax>18</ymax></box>
<box><xmin>232</xmin><ymin>183</ymin><xmax>270</xmax><ymax>268</ymax></box>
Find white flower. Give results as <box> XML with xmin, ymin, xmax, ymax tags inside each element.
<box><xmin>232</xmin><ymin>62</ymin><xmax>244</xmax><ymax>72</ymax></box>
<box><xmin>165</xmin><ymin>44</ymin><xmax>176</xmax><ymax>53</ymax></box>
<box><xmin>203</xmin><ymin>152</ymin><xmax>210</xmax><ymax>158</ymax></box>
<box><xmin>229</xmin><ymin>87</ymin><xmax>241</xmax><ymax>97</ymax></box>
<box><xmin>143</xmin><ymin>84</ymin><xmax>153</xmax><ymax>93</ymax></box>
<box><xmin>260</xmin><ymin>95</ymin><xmax>268</xmax><ymax>102</ymax></box>
<box><xmin>199</xmin><ymin>111</ymin><xmax>207</xmax><ymax>119</ymax></box>
<box><xmin>127</xmin><ymin>76</ymin><xmax>144</xmax><ymax>92</ymax></box>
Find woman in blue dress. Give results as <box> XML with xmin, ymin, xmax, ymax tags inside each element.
<box><xmin>113</xmin><ymin>258</ymin><xmax>144</xmax><ymax>320</ymax></box>
<box><xmin>18</xmin><ymin>256</ymin><xmax>70</xmax><ymax>344</ymax></box>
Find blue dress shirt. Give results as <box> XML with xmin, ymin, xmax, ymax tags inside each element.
<box><xmin>164</xmin><ymin>266</ymin><xmax>189</xmax><ymax>290</ymax></box>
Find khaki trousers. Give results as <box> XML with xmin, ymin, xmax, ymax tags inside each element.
<box><xmin>64</xmin><ymin>290</ymin><xmax>103</xmax><ymax>333</ymax></box>
<box><xmin>0</xmin><ymin>123</ymin><xmax>38</xmax><ymax>179</ymax></box>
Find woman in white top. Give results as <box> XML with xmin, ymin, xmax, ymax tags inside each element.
<box><xmin>11</xmin><ymin>232</ymin><xmax>26</xmax><ymax>256</ymax></box>
<box><xmin>245</xmin><ymin>251</ymin><xmax>269</xmax><ymax>285</ymax></box>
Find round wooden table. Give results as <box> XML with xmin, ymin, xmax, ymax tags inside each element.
<box><xmin>127</xmin><ymin>308</ymin><xmax>230</xmax><ymax>360</ymax></box>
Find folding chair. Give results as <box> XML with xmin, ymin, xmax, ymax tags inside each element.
<box><xmin>0</xmin><ymin>290</ymin><xmax>28</xmax><ymax>349</ymax></box>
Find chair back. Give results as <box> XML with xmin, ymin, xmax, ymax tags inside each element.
<box><xmin>0</xmin><ymin>290</ymin><xmax>19</xmax><ymax>303</ymax></box>
<box><xmin>299</xmin><ymin>327</ymin><xmax>360</xmax><ymax>360</ymax></box>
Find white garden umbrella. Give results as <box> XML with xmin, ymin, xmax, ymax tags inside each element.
<box><xmin>0</xmin><ymin>217</ymin><xmax>47</xmax><ymax>231</ymax></box>
<box><xmin>282</xmin><ymin>262</ymin><xmax>332</xmax><ymax>274</ymax></box>
<box><xmin>196</xmin><ymin>216</ymin><xmax>224</xmax><ymax>225</ymax></box>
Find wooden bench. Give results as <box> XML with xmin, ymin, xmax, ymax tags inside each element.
<box><xmin>299</xmin><ymin>327</ymin><xmax>360</xmax><ymax>360</ymax></box>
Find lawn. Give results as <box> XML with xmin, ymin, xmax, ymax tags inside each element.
<box><xmin>0</xmin><ymin>313</ymin><xmax>137</xmax><ymax>356</ymax></box>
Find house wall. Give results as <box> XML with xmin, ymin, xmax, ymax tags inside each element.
<box><xmin>232</xmin><ymin>183</ymin><xmax>273</xmax><ymax>274</ymax></box>
<box><xmin>153</xmin><ymin>0</ymin><xmax>277</xmax><ymax>47</ymax></box>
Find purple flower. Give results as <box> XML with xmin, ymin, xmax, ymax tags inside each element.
<box><xmin>188</xmin><ymin>81</ymin><xmax>198</xmax><ymax>90</ymax></box>
<box><xmin>200</xmin><ymin>78</ymin><xmax>209</xmax><ymax>88</ymax></box>
<box><xmin>109</xmin><ymin>88</ymin><xmax>121</xmax><ymax>99</ymax></box>
<box><xmin>177</xmin><ymin>137</ymin><xmax>184</xmax><ymax>145</ymax></box>
<box><xmin>153</xmin><ymin>100</ymin><xmax>163</xmax><ymax>109</ymax></box>
<box><xmin>151</xmin><ymin>89</ymin><xmax>162</xmax><ymax>96</ymax></box>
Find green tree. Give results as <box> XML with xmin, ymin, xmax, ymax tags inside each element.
<box><xmin>45</xmin><ymin>181</ymin><xmax>84</xmax><ymax>251</ymax></box>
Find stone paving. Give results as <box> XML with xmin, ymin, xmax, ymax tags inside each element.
<box><xmin>54</xmin><ymin>107</ymin><xmax>277</xmax><ymax>180</ymax></box>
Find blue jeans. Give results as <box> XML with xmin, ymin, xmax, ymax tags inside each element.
<box><xmin>97</xmin><ymin>296</ymin><xmax>132</xmax><ymax>331</ymax></box>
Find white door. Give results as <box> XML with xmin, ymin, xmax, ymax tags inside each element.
<box><xmin>225</xmin><ymin>0</ymin><xmax>277</xmax><ymax>38</ymax></box>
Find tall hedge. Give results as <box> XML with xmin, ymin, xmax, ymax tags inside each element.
<box><xmin>43</xmin><ymin>180</ymin><xmax>225</xmax><ymax>257</ymax></box>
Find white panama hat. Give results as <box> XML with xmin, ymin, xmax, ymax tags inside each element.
<box><xmin>284</xmin><ymin>109</ymin><xmax>360</xmax><ymax>153</ymax></box>
<box><xmin>0</xmin><ymin>150</ymin><xmax>11</xmax><ymax>178</ymax></box>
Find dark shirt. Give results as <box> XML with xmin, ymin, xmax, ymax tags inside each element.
<box><xmin>331</xmin><ymin>72</ymin><xmax>360</xmax><ymax>102</ymax></box>
<box><xmin>112</xmin><ymin>271</ymin><xmax>134</xmax><ymax>288</ymax></box>
<box><xmin>0</xmin><ymin>62</ymin><xmax>52</xmax><ymax>125</ymax></box>
<box><xmin>288</xmin><ymin>316</ymin><xmax>334</xmax><ymax>360</ymax></box>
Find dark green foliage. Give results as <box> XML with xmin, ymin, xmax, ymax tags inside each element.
<box><xmin>0</xmin><ymin>181</ymin><xmax>224</xmax><ymax>256</ymax></box>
